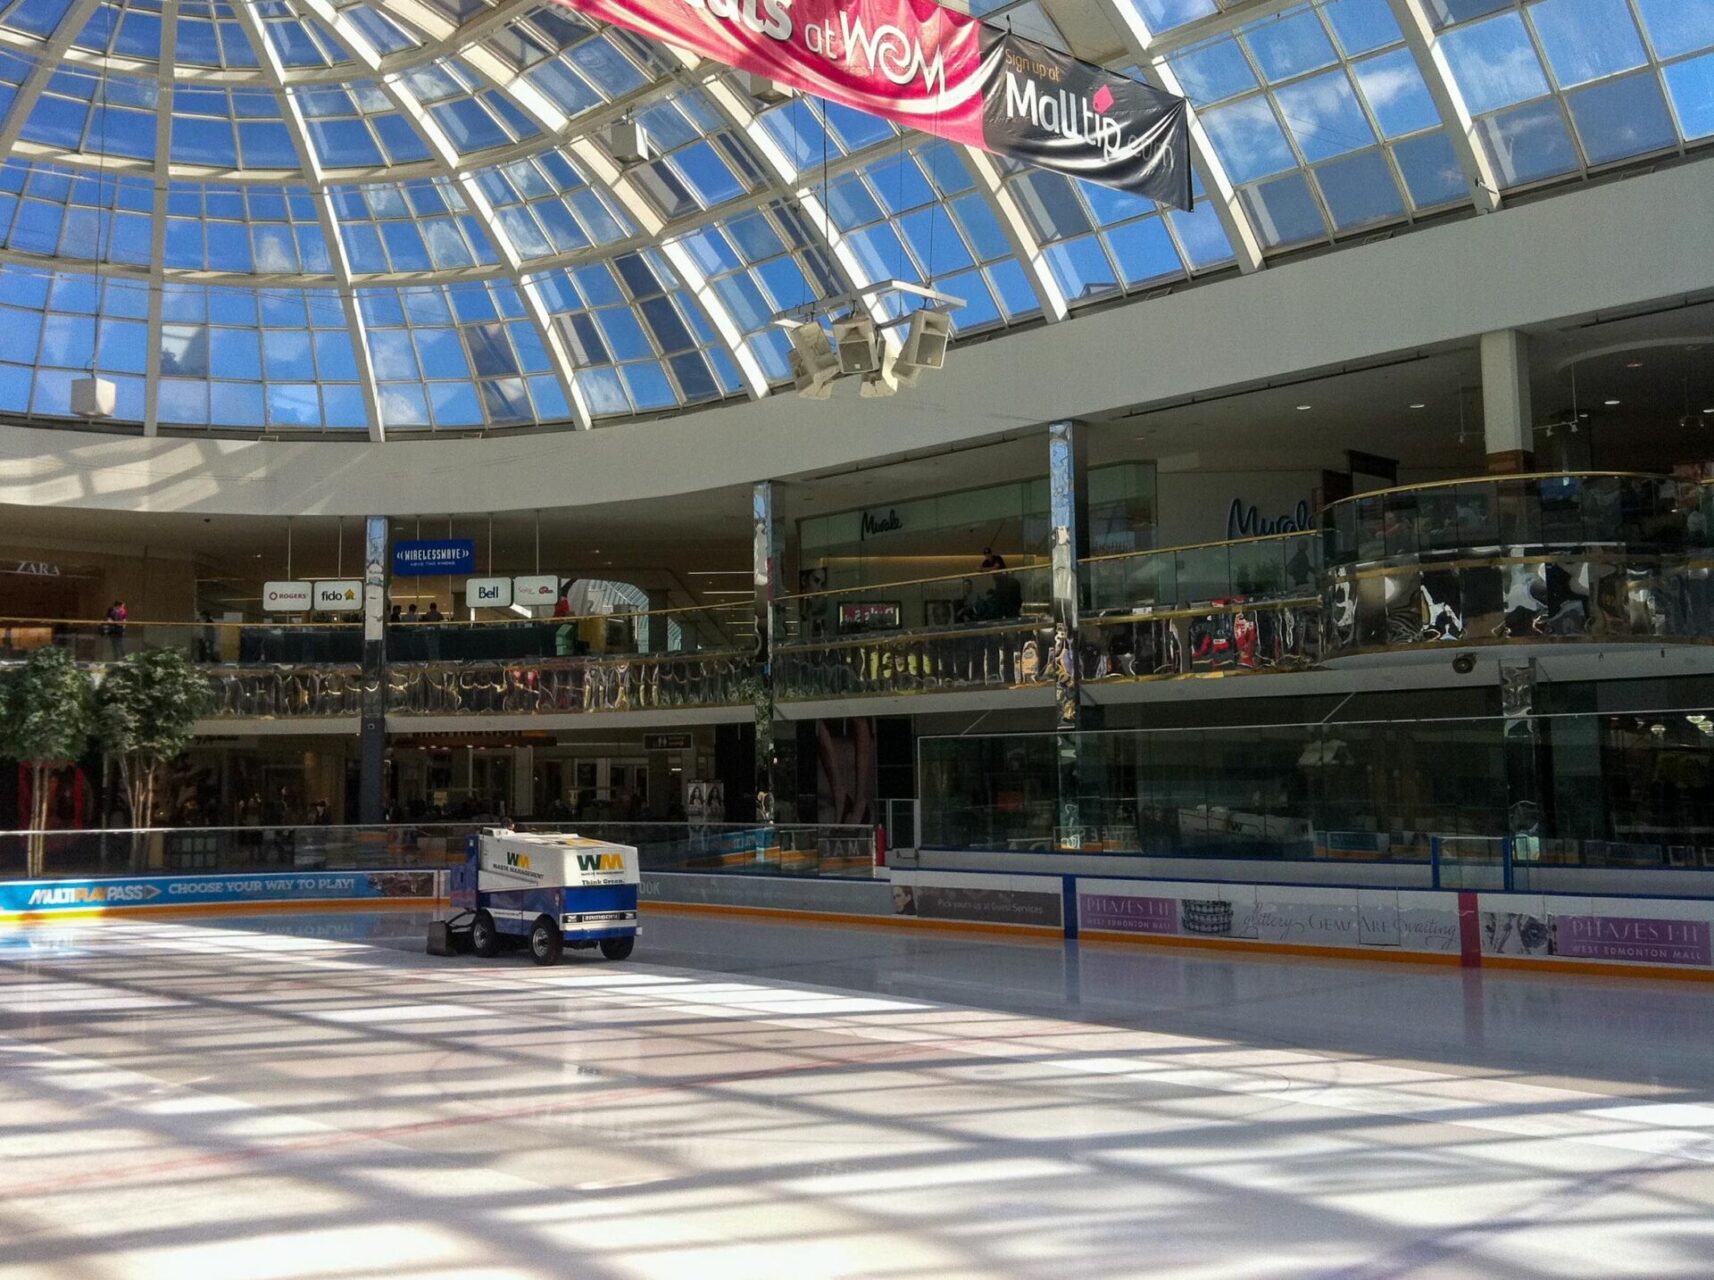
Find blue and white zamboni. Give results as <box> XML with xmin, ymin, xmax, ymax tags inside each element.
<box><xmin>431</xmin><ymin>829</ymin><xmax>640</xmax><ymax>965</ymax></box>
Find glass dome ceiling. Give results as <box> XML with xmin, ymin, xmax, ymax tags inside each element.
<box><xmin>0</xmin><ymin>0</ymin><xmax>1703</xmax><ymax>438</ymax></box>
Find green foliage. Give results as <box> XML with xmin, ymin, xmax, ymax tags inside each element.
<box><xmin>95</xmin><ymin>645</ymin><xmax>213</xmax><ymax>766</ymax></box>
<box><xmin>0</xmin><ymin>645</ymin><xmax>93</xmax><ymax>769</ymax></box>
<box><xmin>0</xmin><ymin>647</ymin><xmax>94</xmax><ymax>870</ymax></box>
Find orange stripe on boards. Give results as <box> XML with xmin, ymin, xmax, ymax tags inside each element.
<box><xmin>1070</xmin><ymin>930</ymin><xmax>1714</xmax><ymax>982</ymax></box>
<box><xmin>1079</xmin><ymin>928</ymin><xmax>1463</xmax><ymax>967</ymax></box>
<box><xmin>641</xmin><ymin>900</ymin><xmax>1064</xmax><ymax>941</ymax></box>
<box><xmin>0</xmin><ymin>897</ymin><xmax>444</xmax><ymax>926</ymax></box>
<box><xmin>1483</xmin><ymin>955</ymin><xmax>1714</xmax><ymax>984</ymax></box>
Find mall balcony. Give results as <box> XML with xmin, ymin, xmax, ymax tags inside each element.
<box><xmin>4</xmin><ymin>473</ymin><xmax>1714</xmax><ymax>730</ymax></box>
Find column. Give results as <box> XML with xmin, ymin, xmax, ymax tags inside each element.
<box><xmin>644</xmin><ymin>588</ymin><xmax>670</xmax><ymax>654</ymax></box>
<box><xmin>358</xmin><ymin>515</ymin><xmax>390</xmax><ymax>826</ymax></box>
<box><xmin>1499</xmin><ymin>657</ymin><xmax>1540</xmax><ymax>892</ymax></box>
<box><xmin>1048</xmin><ymin>420</ymin><xmax>1090</xmax><ymax>847</ymax></box>
<box><xmin>1480</xmin><ymin>330</ymin><xmax>1534</xmax><ymax>474</ymax></box>
<box><xmin>751</xmin><ymin>481</ymin><xmax>783</xmax><ymax>823</ymax></box>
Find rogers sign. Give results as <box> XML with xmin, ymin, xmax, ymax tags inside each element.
<box><xmin>262</xmin><ymin>581</ymin><xmax>313</xmax><ymax>612</ymax></box>
<box><xmin>557</xmin><ymin>0</ymin><xmax>1190</xmax><ymax>208</ymax></box>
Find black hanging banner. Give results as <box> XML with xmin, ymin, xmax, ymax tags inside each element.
<box><xmin>976</xmin><ymin>29</ymin><xmax>1193</xmax><ymax>211</ymax></box>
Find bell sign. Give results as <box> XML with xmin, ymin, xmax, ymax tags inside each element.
<box><xmin>466</xmin><ymin>576</ymin><xmax>513</xmax><ymax>608</ymax></box>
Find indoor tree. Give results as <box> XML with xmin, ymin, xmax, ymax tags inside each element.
<box><xmin>0</xmin><ymin>646</ymin><xmax>94</xmax><ymax>877</ymax></box>
<box><xmin>95</xmin><ymin>646</ymin><xmax>214</xmax><ymax>870</ymax></box>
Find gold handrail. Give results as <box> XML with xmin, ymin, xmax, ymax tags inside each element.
<box><xmin>1321</xmin><ymin>470</ymin><xmax>1672</xmax><ymax>509</ymax></box>
<box><xmin>0</xmin><ymin>600</ymin><xmax>748</xmax><ymax>631</ymax></box>
<box><xmin>778</xmin><ymin>560</ymin><xmax>1049</xmax><ymax>603</ymax></box>
<box><xmin>1080</xmin><ymin>528</ymin><xmax>1316</xmax><ymax>566</ymax></box>
<box><xmin>781</xmin><ymin>531</ymin><xmax>1321</xmax><ymax>601</ymax></box>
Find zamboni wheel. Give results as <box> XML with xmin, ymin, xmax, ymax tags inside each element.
<box><xmin>529</xmin><ymin>916</ymin><xmax>563</xmax><ymax>966</ymax></box>
<box><xmin>599</xmin><ymin>936</ymin><xmax>634</xmax><ymax>961</ymax></box>
<box><xmin>472</xmin><ymin>910</ymin><xmax>500</xmax><ymax>958</ymax></box>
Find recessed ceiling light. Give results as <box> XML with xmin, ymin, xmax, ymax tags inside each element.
<box><xmin>1409</xmin><ymin>403</ymin><xmax>1426</xmax><ymax>410</ymax></box>
<box><xmin>1625</xmin><ymin>360</ymin><xmax>1644</xmax><ymax>369</ymax></box>
<box><xmin>1604</xmin><ymin>399</ymin><xmax>1621</xmax><ymax>406</ymax></box>
<box><xmin>1295</xmin><ymin>404</ymin><xmax>1312</xmax><ymax>411</ymax></box>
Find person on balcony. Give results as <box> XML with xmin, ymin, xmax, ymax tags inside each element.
<box><xmin>102</xmin><ymin>600</ymin><xmax>128</xmax><ymax>660</ymax></box>
<box><xmin>980</xmin><ymin>547</ymin><xmax>1006</xmax><ymax>572</ymax></box>
<box><xmin>553</xmin><ymin>585</ymin><xmax>576</xmax><ymax>657</ymax></box>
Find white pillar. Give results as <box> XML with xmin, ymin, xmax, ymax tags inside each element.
<box><xmin>1480</xmin><ymin>330</ymin><xmax>1534</xmax><ymax>473</ymax></box>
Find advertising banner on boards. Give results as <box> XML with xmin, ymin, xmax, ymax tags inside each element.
<box><xmin>0</xmin><ymin>870</ymin><xmax>437</xmax><ymax>917</ymax></box>
<box><xmin>553</xmin><ymin>0</ymin><xmax>1192</xmax><ymax>209</ymax></box>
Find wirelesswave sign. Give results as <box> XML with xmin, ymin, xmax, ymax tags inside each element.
<box><xmin>557</xmin><ymin>0</ymin><xmax>1193</xmax><ymax>210</ymax></box>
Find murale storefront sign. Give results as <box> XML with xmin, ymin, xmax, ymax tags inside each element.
<box><xmin>860</xmin><ymin>507</ymin><xmax>905</xmax><ymax>539</ymax></box>
<box><xmin>1227</xmin><ymin>498</ymin><xmax>1313</xmax><ymax>540</ymax></box>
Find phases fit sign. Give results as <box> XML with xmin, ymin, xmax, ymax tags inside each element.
<box><xmin>553</xmin><ymin>0</ymin><xmax>1191</xmax><ymax>208</ymax></box>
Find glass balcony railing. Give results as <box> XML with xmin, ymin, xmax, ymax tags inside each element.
<box><xmin>1321</xmin><ymin>473</ymin><xmax>1714</xmax><ymax>656</ymax></box>
<box><xmin>774</xmin><ymin>563</ymin><xmax>1053</xmax><ymax>700</ymax></box>
<box><xmin>1079</xmin><ymin>532</ymin><xmax>1322</xmax><ymax>680</ymax></box>
<box><xmin>10</xmin><ymin>474</ymin><xmax>1714</xmax><ymax>719</ymax></box>
<box><xmin>1084</xmin><ymin>531</ymin><xmax>1320</xmax><ymax>613</ymax></box>
<box><xmin>0</xmin><ymin>821</ymin><xmax>880</xmax><ymax>882</ymax></box>
<box><xmin>0</xmin><ymin>600</ymin><xmax>750</xmax><ymax>668</ymax></box>
<box><xmin>782</xmin><ymin>562</ymin><xmax>1052</xmax><ymax>642</ymax></box>
<box><xmin>1324</xmin><ymin>471</ymin><xmax>1695</xmax><ymax>567</ymax></box>
<box><xmin>919</xmin><ymin>710</ymin><xmax>1714</xmax><ymax>883</ymax></box>
<box><xmin>384</xmin><ymin>650</ymin><xmax>752</xmax><ymax>716</ymax></box>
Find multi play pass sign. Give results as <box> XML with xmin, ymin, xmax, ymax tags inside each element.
<box><xmin>262</xmin><ymin>581</ymin><xmax>313</xmax><ymax>612</ymax></box>
<box><xmin>513</xmin><ymin>575</ymin><xmax>560</xmax><ymax>606</ymax></box>
<box><xmin>313</xmin><ymin>580</ymin><xmax>364</xmax><ymax>612</ymax></box>
<box><xmin>466</xmin><ymin>576</ymin><xmax>513</xmax><ymax>608</ymax></box>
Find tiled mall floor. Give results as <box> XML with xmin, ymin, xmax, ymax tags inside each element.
<box><xmin>2</xmin><ymin>907</ymin><xmax>1712</xmax><ymax>1279</ymax></box>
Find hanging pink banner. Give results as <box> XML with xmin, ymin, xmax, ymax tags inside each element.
<box><xmin>554</xmin><ymin>0</ymin><xmax>1193</xmax><ymax>210</ymax></box>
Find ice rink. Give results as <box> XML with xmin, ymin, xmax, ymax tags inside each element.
<box><xmin>3</xmin><ymin>907</ymin><xmax>1713</xmax><ymax>1279</ymax></box>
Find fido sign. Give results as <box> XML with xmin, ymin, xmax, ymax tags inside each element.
<box><xmin>466</xmin><ymin>576</ymin><xmax>513</xmax><ymax>608</ymax></box>
<box><xmin>313</xmin><ymin>580</ymin><xmax>364</xmax><ymax>612</ymax></box>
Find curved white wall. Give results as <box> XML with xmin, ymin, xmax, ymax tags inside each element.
<box><xmin>3</xmin><ymin>161</ymin><xmax>1713</xmax><ymax>518</ymax></box>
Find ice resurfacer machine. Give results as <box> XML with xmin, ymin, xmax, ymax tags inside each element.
<box><xmin>428</xmin><ymin>829</ymin><xmax>639</xmax><ymax>965</ymax></box>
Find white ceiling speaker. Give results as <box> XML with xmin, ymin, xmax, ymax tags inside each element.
<box><xmin>607</xmin><ymin>119</ymin><xmax>650</xmax><ymax>165</ymax></box>
<box><xmin>858</xmin><ymin>344</ymin><xmax>900</xmax><ymax>398</ymax></box>
<box><xmin>71</xmin><ymin>375</ymin><xmax>116</xmax><ymax>418</ymax></box>
<box><xmin>790</xmin><ymin>347</ymin><xmax>835</xmax><ymax>400</ymax></box>
<box><xmin>895</xmin><ymin>309</ymin><xmax>953</xmax><ymax>386</ymax></box>
<box><xmin>832</xmin><ymin>316</ymin><xmax>880</xmax><ymax>375</ymax></box>
<box><xmin>743</xmin><ymin>72</ymin><xmax>794</xmax><ymax>104</ymax></box>
<box><xmin>788</xmin><ymin>321</ymin><xmax>838</xmax><ymax>399</ymax></box>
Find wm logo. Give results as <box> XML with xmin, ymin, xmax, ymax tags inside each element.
<box><xmin>504</xmin><ymin>852</ymin><xmax>531</xmax><ymax>869</ymax></box>
<box><xmin>576</xmin><ymin>853</ymin><xmax>624</xmax><ymax>872</ymax></box>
